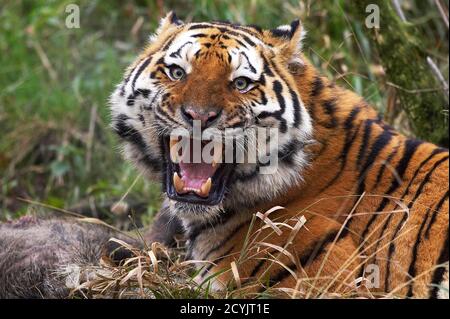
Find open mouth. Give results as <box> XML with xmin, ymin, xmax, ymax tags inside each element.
<box><xmin>163</xmin><ymin>136</ymin><xmax>234</xmax><ymax>205</ymax></box>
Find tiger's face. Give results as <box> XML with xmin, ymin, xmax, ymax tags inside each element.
<box><xmin>110</xmin><ymin>13</ymin><xmax>313</xmax><ymax>222</ymax></box>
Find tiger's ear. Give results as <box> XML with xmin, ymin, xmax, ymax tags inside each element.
<box><xmin>269</xmin><ymin>20</ymin><xmax>306</xmax><ymax>74</ymax></box>
<box><xmin>150</xmin><ymin>11</ymin><xmax>184</xmax><ymax>42</ymax></box>
<box><xmin>270</xmin><ymin>20</ymin><xmax>306</xmax><ymax>50</ymax></box>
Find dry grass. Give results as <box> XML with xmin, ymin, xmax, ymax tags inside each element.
<box><xmin>69</xmin><ymin>240</ymin><xmax>208</xmax><ymax>299</ymax></box>
<box><xmin>66</xmin><ymin>194</ymin><xmax>446</xmax><ymax>299</ymax></box>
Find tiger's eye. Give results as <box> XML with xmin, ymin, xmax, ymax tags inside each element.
<box><xmin>233</xmin><ymin>77</ymin><xmax>250</xmax><ymax>91</ymax></box>
<box><xmin>169</xmin><ymin>65</ymin><xmax>185</xmax><ymax>80</ymax></box>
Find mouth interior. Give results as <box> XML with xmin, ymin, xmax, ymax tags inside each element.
<box><xmin>178</xmin><ymin>160</ymin><xmax>216</xmax><ymax>194</ymax></box>
<box><xmin>165</xmin><ymin>137</ymin><xmax>232</xmax><ymax>205</ymax></box>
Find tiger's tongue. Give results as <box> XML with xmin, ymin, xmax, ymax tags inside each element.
<box><xmin>179</xmin><ymin>161</ymin><xmax>215</xmax><ymax>190</ymax></box>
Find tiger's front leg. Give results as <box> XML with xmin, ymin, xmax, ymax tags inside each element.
<box><xmin>143</xmin><ymin>199</ymin><xmax>185</xmax><ymax>247</ymax></box>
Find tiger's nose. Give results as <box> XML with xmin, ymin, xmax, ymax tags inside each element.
<box><xmin>181</xmin><ymin>106</ymin><xmax>222</xmax><ymax>128</ymax></box>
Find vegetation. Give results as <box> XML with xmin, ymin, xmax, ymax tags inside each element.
<box><xmin>349</xmin><ymin>0</ymin><xmax>449</xmax><ymax>146</ymax></box>
<box><xmin>0</xmin><ymin>0</ymin><xmax>448</xmax><ymax>256</ymax></box>
<box><xmin>71</xmin><ymin>202</ymin><xmax>423</xmax><ymax>299</ymax></box>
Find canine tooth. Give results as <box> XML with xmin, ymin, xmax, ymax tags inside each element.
<box><xmin>170</xmin><ymin>138</ymin><xmax>178</xmax><ymax>162</ymax></box>
<box><xmin>170</xmin><ymin>138</ymin><xmax>178</xmax><ymax>149</ymax></box>
<box><xmin>198</xmin><ymin>178</ymin><xmax>212</xmax><ymax>197</ymax></box>
<box><xmin>173</xmin><ymin>172</ymin><xmax>184</xmax><ymax>193</ymax></box>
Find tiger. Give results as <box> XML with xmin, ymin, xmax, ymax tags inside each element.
<box><xmin>0</xmin><ymin>11</ymin><xmax>447</xmax><ymax>300</ymax></box>
<box><xmin>109</xmin><ymin>12</ymin><xmax>448</xmax><ymax>298</ymax></box>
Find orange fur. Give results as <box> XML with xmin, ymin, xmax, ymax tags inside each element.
<box><xmin>205</xmin><ymin>61</ymin><xmax>449</xmax><ymax>297</ymax></box>
<box><xmin>115</xmin><ymin>14</ymin><xmax>449</xmax><ymax>298</ymax></box>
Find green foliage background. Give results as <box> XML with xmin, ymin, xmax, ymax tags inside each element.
<box><xmin>0</xmin><ymin>0</ymin><xmax>448</xmax><ymax>227</ymax></box>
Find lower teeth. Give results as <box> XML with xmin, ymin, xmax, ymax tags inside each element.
<box><xmin>198</xmin><ymin>178</ymin><xmax>212</xmax><ymax>197</ymax></box>
<box><xmin>173</xmin><ymin>172</ymin><xmax>185</xmax><ymax>193</ymax></box>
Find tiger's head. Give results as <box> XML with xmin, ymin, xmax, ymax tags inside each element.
<box><xmin>110</xmin><ymin>12</ymin><xmax>313</xmax><ymax>223</ymax></box>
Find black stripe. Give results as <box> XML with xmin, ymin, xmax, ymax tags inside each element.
<box><xmin>139</xmin><ymin>149</ymin><xmax>163</xmax><ymax>172</ymax></box>
<box><xmin>188</xmin><ymin>23</ymin><xmax>215</xmax><ymax>30</ymax></box>
<box><xmin>126</xmin><ymin>93</ymin><xmax>136</xmax><ymax>106</ymax></box>
<box><xmin>131</xmin><ymin>57</ymin><xmax>152</xmax><ymax>94</ymax></box>
<box><xmin>304</xmin><ymin>231</ymin><xmax>339</xmax><ymax>266</ymax></box>
<box><xmin>425</xmin><ymin>190</ymin><xmax>449</xmax><ymax>239</ymax></box>
<box><xmin>408</xmin><ymin>156</ymin><xmax>448</xmax><ymax>206</ymax></box>
<box><xmin>259</xmin><ymin>74</ymin><xmax>266</xmax><ymax>86</ymax></box>
<box><xmin>190</xmin><ymin>22</ymin><xmax>259</xmax><ymax>48</ymax></box>
<box><xmin>269</xmin><ymin>20</ymin><xmax>299</xmax><ymax>39</ymax></box>
<box><xmin>289</xmin><ymin>20</ymin><xmax>300</xmax><ymax>37</ymax></box>
<box><xmin>154</xmin><ymin>110</ymin><xmax>174</xmax><ymax>127</ymax></box>
<box><xmin>391</xmin><ymin>147</ymin><xmax>444</xmax><ymax>202</ymax></box>
<box><xmin>406</xmin><ymin>207</ymin><xmax>432</xmax><ymax>297</ymax></box>
<box><xmin>227</xmin><ymin>51</ymin><xmax>232</xmax><ymax>64</ymax></box>
<box><xmin>138</xmin><ymin>114</ymin><xmax>145</xmax><ymax>126</ymax></box>
<box><xmin>113</xmin><ymin>114</ymin><xmax>144</xmax><ymax>148</ymax></box>
<box><xmin>112</xmin><ymin>114</ymin><xmax>162</xmax><ymax>171</ymax></box>
<box><xmin>257</xmin><ymin>88</ymin><xmax>268</xmax><ymax>105</ymax></box>
<box><xmin>240</xmin><ymin>248</ymin><xmax>279</xmax><ymax>286</ymax></box>
<box><xmin>289</xmin><ymin>88</ymin><xmax>301</xmax><ymax>127</ymax></box>
<box><xmin>359</xmin><ymin>139</ymin><xmax>426</xmax><ymax>244</ymax></box>
<box><xmin>344</xmin><ymin>107</ymin><xmax>362</xmax><ymax>131</ymax></box>
<box><xmin>265</xmin><ymin>262</ymin><xmax>297</xmax><ymax>287</ymax></box>
<box><xmin>273</xmin><ymin>80</ymin><xmax>284</xmax><ymax>100</ymax></box>
<box><xmin>261</xmin><ymin>54</ymin><xmax>274</xmax><ymax>76</ymax></box>
<box><xmin>318</xmin><ymin>107</ymin><xmax>362</xmax><ymax>195</ymax></box>
<box><xmin>191</xmin><ymin>33</ymin><xmax>208</xmax><ymax>38</ymax></box>
<box><xmin>310</xmin><ymin>76</ymin><xmax>324</xmax><ymax>97</ymax></box>
<box><xmin>385</xmin><ymin>155</ymin><xmax>449</xmax><ymax>291</ymax></box>
<box><xmin>375</xmin><ymin>141</ymin><xmax>400</xmax><ymax>186</ymax></box>
<box><xmin>200</xmin><ymin>246</ymin><xmax>235</xmax><ymax>277</ymax></box>
<box><xmin>257</xmin><ymin>80</ymin><xmax>288</xmax><ymax>133</ymax></box>
<box><xmin>226</xmin><ymin>30</ymin><xmax>256</xmax><ymax>47</ymax></box>
<box><xmin>249</xmin><ymin>259</ymin><xmax>267</xmax><ymax>278</ymax></box>
<box><xmin>392</xmin><ymin>139</ymin><xmax>424</xmax><ymax>189</ymax></box>
<box><xmin>231</xmin><ymin>37</ymin><xmax>247</xmax><ymax>48</ymax></box>
<box><xmin>359</xmin><ymin>149</ymin><xmax>447</xmax><ymax>279</ymax></box>
<box><xmin>240</xmin><ymin>52</ymin><xmax>256</xmax><ymax>74</ymax></box>
<box><xmin>246</xmin><ymin>24</ymin><xmax>263</xmax><ymax>33</ymax></box>
<box><xmin>169</xmin><ymin>41</ymin><xmax>193</xmax><ymax>58</ymax></box>
<box><xmin>136</xmin><ymin>88</ymin><xmax>150</xmax><ymax>98</ymax></box>
<box><xmin>369</xmin><ymin>212</ymin><xmax>394</xmax><ymax>266</ymax></box>
<box><xmin>322</xmin><ymin>99</ymin><xmax>338</xmax><ymax>129</ymax></box>
<box><xmin>429</xmin><ymin>231</ymin><xmax>449</xmax><ymax>298</ymax></box>
<box><xmin>161</xmin><ymin>32</ymin><xmax>179</xmax><ymax>51</ymax></box>
<box><xmin>270</xmin><ymin>28</ymin><xmax>292</xmax><ymax>38</ymax></box>
<box><xmin>358</xmin><ymin>129</ymin><xmax>393</xmax><ymax>192</ymax></box>
<box><xmin>155</xmin><ymin>101</ymin><xmax>185</xmax><ymax>126</ymax></box>
<box><xmin>356</xmin><ymin>120</ymin><xmax>375</xmax><ymax>169</ymax></box>
<box><xmin>278</xmin><ymin>138</ymin><xmax>304</xmax><ymax>165</ymax></box>
<box><xmin>257</xmin><ymin>53</ymin><xmax>300</xmax><ymax>134</ymax></box>
<box><xmin>127</xmin><ymin>28</ymin><xmax>180</xmax><ymax>90</ymax></box>
<box><xmin>120</xmin><ymin>57</ymin><xmax>145</xmax><ymax>96</ymax></box>
<box><xmin>208</xmin><ymin>21</ymin><xmax>262</xmax><ymax>38</ymax></box>
<box><xmin>357</xmin><ymin>139</ymin><xmax>426</xmax><ymax>274</ymax></box>
<box><xmin>259</xmin><ymin>230</ymin><xmax>339</xmax><ymax>291</ymax></box>
<box><xmin>169</xmin><ymin>12</ymin><xmax>182</xmax><ymax>25</ymax></box>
